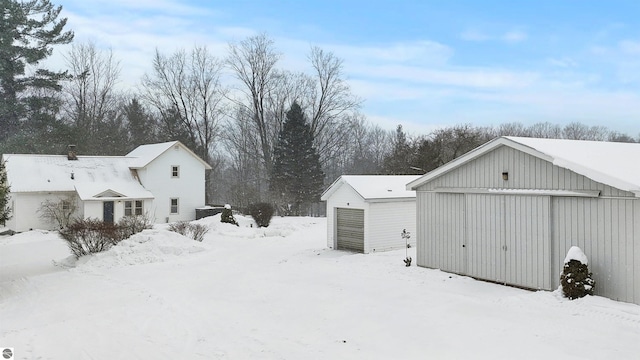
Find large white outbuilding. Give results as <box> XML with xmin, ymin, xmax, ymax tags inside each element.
<box><xmin>321</xmin><ymin>175</ymin><xmax>420</xmax><ymax>253</ymax></box>
<box><xmin>407</xmin><ymin>136</ymin><xmax>640</xmax><ymax>305</ymax></box>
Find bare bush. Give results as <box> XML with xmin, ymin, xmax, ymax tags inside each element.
<box><xmin>38</xmin><ymin>196</ymin><xmax>78</xmax><ymax>229</ymax></box>
<box><xmin>168</xmin><ymin>221</ymin><xmax>209</xmax><ymax>242</ymax></box>
<box><xmin>59</xmin><ymin>219</ymin><xmax>124</xmax><ymax>258</ymax></box>
<box><xmin>118</xmin><ymin>214</ymin><xmax>153</xmax><ymax>238</ymax></box>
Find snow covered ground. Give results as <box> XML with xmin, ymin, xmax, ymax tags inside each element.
<box><xmin>1</xmin><ymin>215</ymin><xmax>639</xmax><ymax>359</ymax></box>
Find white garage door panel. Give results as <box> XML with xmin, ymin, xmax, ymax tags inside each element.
<box><xmin>465</xmin><ymin>195</ymin><xmax>551</xmax><ymax>290</ymax></box>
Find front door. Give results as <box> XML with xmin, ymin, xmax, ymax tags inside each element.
<box><xmin>103</xmin><ymin>201</ymin><xmax>114</xmax><ymax>223</ymax></box>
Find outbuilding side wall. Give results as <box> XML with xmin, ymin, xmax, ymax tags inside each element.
<box><xmin>366</xmin><ymin>201</ymin><xmax>416</xmax><ymax>253</ymax></box>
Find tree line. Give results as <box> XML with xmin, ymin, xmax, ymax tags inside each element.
<box><xmin>1</xmin><ymin>0</ymin><xmax>638</xmax><ymax>214</ymax></box>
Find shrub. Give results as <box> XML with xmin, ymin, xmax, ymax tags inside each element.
<box><xmin>220</xmin><ymin>204</ymin><xmax>238</xmax><ymax>226</ymax></box>
<box><xmin>247</xmin><ymin>202</ymin><xmax>274</xmax><ymax>228</ymax></box>
<box><xmin>59</xmin><ymin>216</ymin><xmax>152</xmax><ymax>258</ymax></box>
<box><xmin>118</xmin><ymin>214</ymin><xmax>153</xmax><ymax>238</ymax></box>
<box><xmin>560</xmin><ymin>246</ymin><xmax>595</xmax><ymax>300</ymax></box>
<box><xmin>168</xmin><ymin>221</ymin><xmax>209</xmax><ymax>242</ymax></box>
<box><xmin>59</xmin><ymin>218</ymin><xmax>125</xmax><ymax>258</ymax></box>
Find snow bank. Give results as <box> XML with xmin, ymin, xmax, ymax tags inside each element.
<box><xmin>75</xmin><ymin>229</ymin><xmax>207</xmax><ymax>269</ymax></box>
<box><xmin>564</xmin><ymin>246</ymin><xmax>589</xmax><ymax>265</ymax></box>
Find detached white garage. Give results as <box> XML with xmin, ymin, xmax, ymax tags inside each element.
<box><xmin>321</xmin><ymin>175</ymin><xmax>420</xmax><ymax>253</ymax></box>
<box><xmin>407</xmin><ymin>136</ymin><xmax>640</xmax><ymax>305</ymax></box>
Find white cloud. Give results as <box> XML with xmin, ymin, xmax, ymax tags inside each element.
<box><xmin>619</xmin><ymin>40</ymin><xmax>640</xmax><ymax>54</ymax></box>
<box><xmin>502</xmin><ymin>30</ymin><xmax>527</xmax><ymax>43</ymax></box>
<box><xmin>460</xmin><ymin>29</ymin><xmax>490</xmax><ymax>42</ymax></box>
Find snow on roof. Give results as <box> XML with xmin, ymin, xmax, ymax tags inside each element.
<box><xmin>127</xmin><ymin>141</ymin><xmax>212</xmax><ymax>170</ymax></box>
<box><xmin>2</xmin><ymin>154</ymin><xmax>151</xmax><ymax>199</ymax></box>
<box><xmin>408</xmin><ymin>136</ymin><xmax>640</xmax><ymax>196</ymax></box>
<box><xmin>126</xmin><ymin>141</ymin><xmax>178</xmax><ymax>168</ymax></box>
<box><xmin>322</xmin><ymin>175</ymin><xmax>420</xmax><ymax>201</ymax></box>
<box><xmin>505</xmin><ymin>136</ymin><xmax>640</xmax><ymax>196</ymax></box>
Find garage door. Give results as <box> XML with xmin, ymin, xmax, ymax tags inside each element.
<box><xmin>336</xmin><ymin>208</ymin><xmax>364</xmax><ymax>252</ymax></box>
<box><xmin>465</xmin><ymin>194</ymin><xmax>551</xmax><ymax>290</ymax></box>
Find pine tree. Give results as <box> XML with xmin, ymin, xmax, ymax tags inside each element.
<box><xmin>382</xmin><ymin>125</ymin><xmax>414</xmax><ymax>174</ymax></box>
<box><xmin>0</xmin><ymin>158</ymin><xmax>12</xmax><ymax>224</ymax></box>
<box><xmin>0</xmin><ymin>0</ymin><xmax>74</xmax><ymax>143</ymax></box>
<box><xmin>270</xmin><ymin>102</ymin><xmax>324</xmax><ymax>216</ymax></box>
<box><xmin>125</xmin><ymin>98</ymin><xmax>157</xmax><ymax>149</ymax></box>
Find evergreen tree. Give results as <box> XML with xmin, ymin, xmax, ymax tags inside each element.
<box><xmin>270</xmin><ymin>102</ymin><xmax>324</xmax><ymax>216</ymax></box>
<box><xmin>382</xmin><ymin>125</ymin><xmax>414</xmax><ymax>174</ymax></box>
<box><xmin>0</xmin><ymin>0</ymin><xmax>74</xmax><ymax>143</ymax></box>
<box><xmin>125</xmin><ymin>98</ymin><xmax>157</xmax><ymax>149</ymax></box>
<box><xmin>0</xmin><ymin>158</ymin><xmax>11</xmax><ymax>224</ymax></box>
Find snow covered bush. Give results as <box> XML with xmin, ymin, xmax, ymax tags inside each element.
<box><xmin>560</xmin><ymin>246</ymin><xmax>595</xmax><ymax>300</ymax></box>
<box><xmin>220</xmin><ymin>204</ymin><xmax>238</xmax><ymax>226</ymax></box>
<box><xmin>247</xmin><ymin>202</ymin><xmax>274</xmax><ymax>228</ymax></box>
<box><xmin>168</xmin><ymin>221</ymin><xmax>209</xmax><ymax>242</ymax></box>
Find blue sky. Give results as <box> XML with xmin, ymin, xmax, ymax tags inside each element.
<box><xmin>51</xmin><ymin>0</ymin><xmax>640</xmax><ymax>136</ymax></box>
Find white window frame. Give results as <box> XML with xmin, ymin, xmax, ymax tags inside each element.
<box><xmin>170</xmin><ymin>198</ymin><xmax>179</xmax><ymax>214</ymax></box>
<box><xmin>125</xmin><ymin>200</ymin><xmax>144</xmax><ymax>216</ymax></box>
<box><xmin>171</xmin><ymin>165</ymin><xmax>179</xmax><ymax>178</ymax></box>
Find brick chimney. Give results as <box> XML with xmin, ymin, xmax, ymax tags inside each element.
<box><xmin>67</xmin><ymin>144</ymin><xmax>78</xmax><ymax>160</ymax></box>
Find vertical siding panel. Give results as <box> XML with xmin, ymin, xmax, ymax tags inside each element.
<box><xmin>625</xmin><ymin>200</ymin><xmax>634</xmax><ymax>302</ymax></box>
<box><xmin>634</xmin><ymin>200</ymin><xmax>640</xmax><ymax>304</ymax></box>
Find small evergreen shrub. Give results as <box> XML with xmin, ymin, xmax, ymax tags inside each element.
<box><xmin>247</xmin><ymin>202</ymin><xmax>274</xmax><ymax>228</ymax></box>
<box><xmin>220</xmin><ymin>204</ymin><xmax>239</xmax><ymax>226</ymax></box>
<box><xmin>168</xmin><ymin>221</ymin><xmax>209</xmax><ymax>242</ymax></box>
<box><xmin>560</xmin><ymin>246</ymin><xmax>595</xmax><ymax>300</ymax></box>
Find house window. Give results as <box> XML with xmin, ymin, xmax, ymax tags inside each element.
<box><xmin>61</xmin><ymin>200</ymin><xmax>71</xmax><ymax>211</ymax></box>
<box><xmin>170</xmin><ymin>198</ymin><xmax>179</xmax><ymax>214</ymax></box>
<box><xmin>171</xmin><ymin>165</ymin><xmax>179</xmax><ymax>178</ymax></box>
<box><xmin>135</xmin><ymin>200</ymin><xmax>143</xmax><ymax>215</ymax></box>
<box><xmin>125</xmin><ymin>200</ymin><xmax>144</xmax><ymax>216</ymax></box>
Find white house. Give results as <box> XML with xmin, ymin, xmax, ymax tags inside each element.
<box><xmin>321</xmin><ymin>175</ymin><xmax>420</xmax><ymax>253</ymax></box>
<box><xmin>2</xmin><ymin>141</ymin><xmax>211</xmax><ymax>232</ymax></box>
<box><xmin>407</xmin><ymin>136</ymin><xmax>640</xmax><ymax>305</ymax></box>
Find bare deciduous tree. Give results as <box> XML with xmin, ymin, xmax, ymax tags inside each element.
<box><xmin>226</xmin><ymin>34</ymin><xmax>281</xmax><ymax>175</ymax></box>
<box><xmin>141</xmin><ymin>46</ymin><xmax>225</xmax><ymax>164</ymax></box>
<box><xmin>307</xmin><ymin>46</ymin><xmax>361</xmax><ymax>165</ymax></box>
<box><xmin>64</xmin><ymin>41</ymin><xmax>122</xmax><ymax>151</ymax></box>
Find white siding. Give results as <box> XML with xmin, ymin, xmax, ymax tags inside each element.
<box><xmin>551</xmin><ymin>197</ymin><xmax>640</xmax><ymax>303</ymax></box>
<box><xmin>136</xmin><ymin>145</ymin><xmax>206</xmax><ymax>223</ymax></box>
<box><xmin>417</xmin><ymin>192</ymin><xmax>466</xmax><ymax>274</ymax></box>
<box><xmin>415</xmin><ymin>144</ymin><xmax>640</xmax><ymax>304</ymax></box>
<box><xmin>421</xmin><ymin>146</ymin><xmax>632</xmax><ymax>197</ymax></box>
<box><xmin>7</xmin><ymin>192</ymin><xmax>79</xmax><ymax>232</ymax></box>
<box><xmin>465</xmin><ymin>194</ymin><xmax>551</xmax><ymax>290</ymax></box>
<box><xmin>366</xmin><ymin>201</ymin><xmax>416</xmax><ymax>253</ymax></box>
